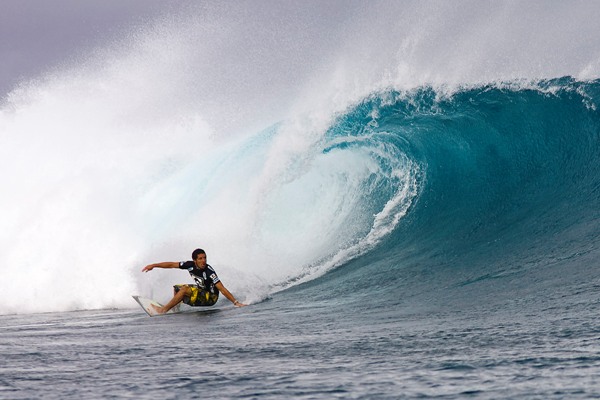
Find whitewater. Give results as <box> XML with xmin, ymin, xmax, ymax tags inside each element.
<box><xmin>1</xmin><ymin>1</ymin><xmax>600</xmax><ymax>398</ymax></box>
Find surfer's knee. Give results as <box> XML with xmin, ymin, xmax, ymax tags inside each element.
<box><xmin>179</xmin><ymin>285</ymin><xmax>191</xmax><ymax>294</ymax></box>
<box><xmin>174</xmin><ymin>284</ymin><xmax>191</xmax><ymax>295</ymax></box>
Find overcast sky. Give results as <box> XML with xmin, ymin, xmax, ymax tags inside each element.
<box><xmin>2</xmin><ymin>1</ymin><xmax>600</xmax><ymax>104</ymax></box>
<box><xmin>0</xmin><ymin>0</ymin><xmax>175</xmax><ymax>97</ymax></box>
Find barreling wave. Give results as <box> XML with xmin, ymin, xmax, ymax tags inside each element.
<box><xmin>304</xmin><ymin>77</ymin><xmax>600</xmax><ymax>302</ymax></box>
<box><xmin>3</xmin><ymin>0</ymin><xmax>600</xmax><ymax>315</ymax></box>
<box><xmin>1</xmin><ymin>76</ymin><xmax>598</xmax><ymax>314</ymax></box>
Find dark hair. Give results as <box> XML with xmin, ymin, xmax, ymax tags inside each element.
<box><xmin>192</xmin><ymin>248</ymin><xmax>206</xmax><ymax>260</ymax></box>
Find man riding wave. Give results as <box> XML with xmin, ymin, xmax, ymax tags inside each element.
<box><xmin>142</xmin><ymin>248</ymin><xmax>246</xmax><ymax>314</ymax></box>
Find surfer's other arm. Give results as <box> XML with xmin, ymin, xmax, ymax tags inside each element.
<box><xmin>214</xmin><ymin>281</ymin><xmax>245</xmax><ymax>307</ymax></box>
<box><xmin>142</xmin><ymin>262</ymin><xmax>179</xmax><ymax>272</ymax></box>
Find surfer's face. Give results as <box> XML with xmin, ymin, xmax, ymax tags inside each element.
<box><xmin>194</xmin><ymin>253</ymin><xmax>207</xmax><ymax>269</ymax></box>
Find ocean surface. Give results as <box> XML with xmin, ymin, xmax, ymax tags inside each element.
<box><xmin>2</xmin><ymin>2</ymin><xmax>600</xmax><ymax>398</ymax></box>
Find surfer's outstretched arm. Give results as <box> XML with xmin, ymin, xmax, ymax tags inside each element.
<box><xmin>142</xmin><ymin>262</ymin><xmax>179</xmax><ymax>272</ymax></box>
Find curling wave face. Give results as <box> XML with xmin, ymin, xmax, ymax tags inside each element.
<box><xmin>302</xmin><ymin>77</ymin><xmax>600</xmax><ymax>309</ymax></box>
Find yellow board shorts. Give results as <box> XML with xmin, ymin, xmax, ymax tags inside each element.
<box><xmin>174</xmin><ymin>284</ymin><xmax>219</xmax><ymax>306</ymax></box>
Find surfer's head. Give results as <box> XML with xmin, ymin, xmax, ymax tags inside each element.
<box><xmin>192</xmin><ymin>248</ymin><xmax>206</xmax><ymax>260</ymax></box>
<box><xmin>192</xmin><ymin>248</ymin><xmax>207</xmax><ymax>268</ymax></box>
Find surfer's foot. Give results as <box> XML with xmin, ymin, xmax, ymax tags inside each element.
<box><xmin>150</xmin><ymin>303</ymin><xmax>166</xmax><ymax>314</ymax></box>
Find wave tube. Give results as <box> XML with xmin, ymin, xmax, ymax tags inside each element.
<box><xmin>311</xmin><ymin>78</ymin><xmax>600</xmax><ymax>305</ymax></box>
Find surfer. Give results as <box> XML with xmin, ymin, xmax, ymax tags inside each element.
<box><xmin>142</xmin><ymin>248</ymin><xmax>246</xmax><ymax>314</ymax></box>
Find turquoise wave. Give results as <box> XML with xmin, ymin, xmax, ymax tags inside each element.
<box><xmin>302</xmin><ymin>77</ymin><xmax>600</xmax><ymax>305</ymax></box>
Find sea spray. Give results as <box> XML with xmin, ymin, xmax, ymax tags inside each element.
<box><xmin>1</xmin><ymin>1</ymin><xmax>599</xmax><ymax>314</ymax></box>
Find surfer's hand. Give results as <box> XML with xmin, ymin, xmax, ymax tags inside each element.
<box><xmin>234</xmin><ymin>300</ymin><xmax>247</xmax><ymax>307</ymax></box>
<box><xmin>142</xmin><ymin>264</ymin><xmax>154</xmax><ymax>272</ymax></box>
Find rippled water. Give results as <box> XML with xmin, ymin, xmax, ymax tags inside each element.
<box><xmin>3</xmin><ymin>279</ymin><xmax>600</xmax><ymax>399</ymax></box>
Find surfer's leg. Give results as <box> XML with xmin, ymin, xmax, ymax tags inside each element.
<box><xmin>151</xmin><ymin>285</ymin><xmax>190</xmax><ymax>314</ymax></box>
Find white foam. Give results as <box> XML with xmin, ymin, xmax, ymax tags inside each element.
<box><xmin>1</xmin><ymin>1</ymin><xmax>599</xmax><ymax>313</ymax></box>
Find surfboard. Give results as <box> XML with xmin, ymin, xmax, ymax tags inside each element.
<box><xmin>132</xmin><ymin>295</ymin><xmax>178</xmax><ymax>317</ymax></box>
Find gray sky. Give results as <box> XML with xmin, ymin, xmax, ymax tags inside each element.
<box><xmin>0</xmin><ymin>0</ymin><xmax>172</xmax><ymax>97</ymax></box>
<box><xmin>0</xmin><ymin>0</ymin><xmax>362</xmax><ymax>135</ymax></box>
<box><xmin>2</xmin><ymin>0</ymin><xmax>599</xmax><ymax>118</ymax></box>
